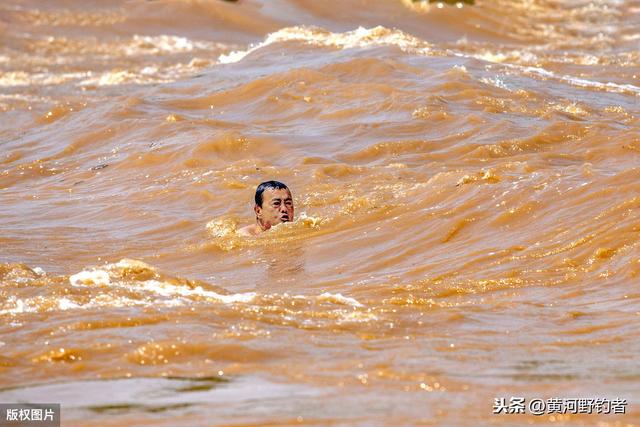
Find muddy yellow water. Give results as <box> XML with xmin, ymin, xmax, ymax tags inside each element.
<box><xmin>1</xmin><ymin>0</ymin><xmax>639</xmax><ymax>425</ymax></box>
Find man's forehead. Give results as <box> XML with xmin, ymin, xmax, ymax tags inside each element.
<box><xmin>264</xmin><ymin>188</ymin><xmax>292</xmax><ymax>199</ymax></box>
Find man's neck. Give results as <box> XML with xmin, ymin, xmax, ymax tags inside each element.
<box><xmin>256</xmin><ymin>218</ymin><xmax>269</xmax><ymax>232</ymax></box>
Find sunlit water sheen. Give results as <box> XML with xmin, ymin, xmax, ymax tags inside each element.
<box><xmin>1</xmin><ymin>0</ymin><xmax>639</xmax><ymax>425</ymax></box>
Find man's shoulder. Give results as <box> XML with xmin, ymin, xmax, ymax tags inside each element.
<box><xmin>237</xmin><ymin>224</ymin><xmax>259</xmax><ymax>236</ymax></box>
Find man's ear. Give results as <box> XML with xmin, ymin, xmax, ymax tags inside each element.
<box><xmin>254</xmin><ymin>204</ymin><xmax>262</xmax><ymax>218</ymax></box>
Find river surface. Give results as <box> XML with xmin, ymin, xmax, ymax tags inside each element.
<box><xmin>1</xmin><ymin>0</ymin><xmax>639</xmax><ymax>425</ymax></box>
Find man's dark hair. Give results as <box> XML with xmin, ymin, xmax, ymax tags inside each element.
<box><xmin>255</xmin><ymin>181</ymin><xmax>290</xmax><ymax>207</ymax></box>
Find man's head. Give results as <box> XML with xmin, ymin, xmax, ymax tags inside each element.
<box><xmin>254</xmin><ymin>181</ymin><xmax>294</xmax><ymax>231</ymax></box>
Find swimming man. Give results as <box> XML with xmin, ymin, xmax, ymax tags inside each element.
<box><xmin>238</xmin><ymin>181</ymin><xmax>294</xmax><ymax>236</ymax></box>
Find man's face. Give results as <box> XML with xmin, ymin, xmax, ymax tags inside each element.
<box><xmin>255</xmin><ymin>188</ymin><xmax>294</xmax><ymax>230</ymax></box>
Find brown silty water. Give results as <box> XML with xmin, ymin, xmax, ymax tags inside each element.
<box><xmin>1</xmin><ymin>0</ymin><xmax>639</xmax><ymax>425</ymax></box>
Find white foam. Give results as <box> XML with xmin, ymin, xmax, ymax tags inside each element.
<box><xmin>517</xmin><ymin>65</ymin><xmax>640</xmax><ymax>96</ymax></box>
<box><xmin>69</xmin><ymin>269</ymin><xmax>111</xmax><ymax>286</ymax></box>
<box><xmin>0</xmin><ymin>288</ymin><xmax>252</xmax><ymax>316</ymax></box>
<box><xmin>0</xmin><ymin>297</ymin><xmax>33</xmax><ymax>315</ymax></box>
<box><xmin>297</xmin><ymin>212</ymin><xmax>323</xmax><ymax>228</ymax></box>
<box><xmin>3</xmin><ymin>259</ymin><xmax>365</xmax><ymax>318</ymax></box>
<box><xmin>0</xmin><ymin>71</ymin><xmax>90</xmax><ymax>88</ymax></box>
<box><xmin>57</xmin><ymin>298</ymin><xmax>81</xmax><ymax>310</ymax></box>
<box><xmin>138</xmin><ymin>280</ymin><xmax>256</xmax><ymax>304</ymax></box>
<box><xmin>218</xmin><ymin>25</ymin><xmax>639</xmax><ymax>99</ymax></box>
<box><xmin>472</xmin><ymin>57</ymin><xmax>640</xmax><ymax>97</ymax></box>
<box><xmin>335</xmin><ymin>311</ymin><xmax>379</xmax><ymax>324</ymax></box>
<box><xmin>219</xmin><ymin>26</ymin><xmax>431</xmax><ymax>64</ymax></box>
<box><xmin>317</xmin><ymin>292</ymin><xmax>364</xmax><ymax>307</ymax></box>
<box><xmin>125</xmin><ymin>35</ymin><xmax>226</xmax><ymax>56</ymax></box>
<box><xmin>480</xmin><ymin>76</ymin><xmax>511</xmax><ymax>91</ymax></box>
<box><xmin>206</xmin><ymin>218</ymin><xmax>238</xmax><ymax>238</ymax></box>
<box><xmin>114</xmin><ymin>258</ymin><xmax>149</xmax><ymax>270</ymax></box>
<box><xmin>78</xmin><ymin>70</ymin><xmax>169</xmax><ymax>87</ymax></box>
<box><xmin>68</xmin><ymin>260</ymin><xmax>256</xmax><ymax>307</ymax></box>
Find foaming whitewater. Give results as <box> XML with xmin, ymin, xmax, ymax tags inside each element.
<box><xmin>2</xmin><ymin>259</ymin><xmax>370</xmax><ymax>325</ymax></box>
<box><xmin>1</xmin><ymin>0</ymin><xmax>639</xmax><ymax>425</ymax></box>
<box><xmin>218</xmin><ymin>26</ymin><xmax>433</xmax><ymax>64</ymax></box>
<box><xmin>219</xmin><ymin>24</ymin><xmax>640</xmax><ymax>99</ymax></box>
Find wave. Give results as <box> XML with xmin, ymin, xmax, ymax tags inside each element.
<box><xmin>0</xmin><ymin>259</ymin><xmax>371</xmax><ymax>328</ymax></box>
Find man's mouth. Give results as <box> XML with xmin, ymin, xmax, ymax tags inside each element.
<box><xmin>280</xmin><ymin>215</ymin><xmax>289</xmax><ymax>222</ymax></box>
